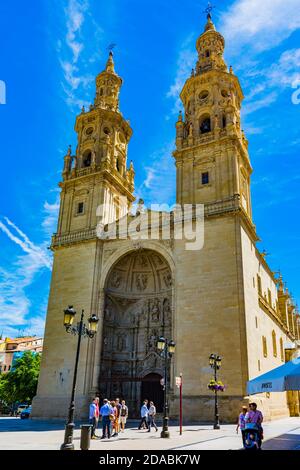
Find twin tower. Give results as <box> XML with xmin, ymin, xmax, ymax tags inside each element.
<box><xmin>33</xmin><ymin>15</ymin><xmax>297</xmax><ymax>422</ymax></box>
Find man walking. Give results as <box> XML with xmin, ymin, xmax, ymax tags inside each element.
<box><xmin>89</xmin><ymin>398</ymin><xmax>98</xmax><ymax>439</ymax></box>
<box><xmin>138</xmin><ymin>400</ymin><xmax>149</xmax><ymax>430</ymax></box>
<box><xmin>148</xmin><ymin>401</ymin><xmax>158</xmax><ymax>432</ymax></box>
<box><xmin>100</xmin><ymin>398</ymin><xmax>113</xmax><ymax>439</ymax></box>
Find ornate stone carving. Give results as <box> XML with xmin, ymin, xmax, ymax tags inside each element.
<box><xmin>150</xmin><ymin>299</ymin><xmax>160</xmax><ymax>322</ymax></box>
<box><xmin>110</xmin><ymin>271</ymin><xmax>122</xmax><ymax>288</ymax></box>
<box><xmin>163</xmin><ymin>271</ymin><xmax>172</xmax><ymax>288</ymax></box>
<box><xmin>136</xmin><ymin>273</ymin><xmax>148</xmax><ymax>291</ymax></box>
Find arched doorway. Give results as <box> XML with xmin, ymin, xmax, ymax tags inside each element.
<box><xmin>141</xmin><ymin>373</ymin><xmax>164</xmax><ymax>413</ymax></box>
<box><xmin>99</xmin><ymin>249</ymin><xmax>173</xmax><ymax>417</ymax></box>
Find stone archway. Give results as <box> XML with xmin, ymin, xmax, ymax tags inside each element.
<box><xmin>99</xmin><ymin>249</ymin><xmax>172</xmax><ymax>417</ymax></box>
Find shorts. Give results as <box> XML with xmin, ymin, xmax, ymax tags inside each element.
<box><xmin>120</xmin><ymin>416</ymin><xmax>127</xmax><ymax>425</ymax></box>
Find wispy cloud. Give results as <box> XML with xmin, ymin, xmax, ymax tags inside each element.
<box><xmin>0</xmin><ymin>196</ymin><xmax>59</xmax><ymax>338</ymax></box>
<box><xmin>59</xmin><ymin>0</ymin><xmax>103</xmax><ymax>109</ymax></box>
<box><xmin>166</xmin><ymin>34</ymin><xmax>196</xmax><ymax>115</ymax></box>
<box><xmin>135</xmin><ymin>143</ymin><xmax>176</xmax><ymax>206</ymax></box>
<box><xmin>220</xmin><ymin>0</ymin><xmax>300</xmax><ymax>55</ymax></box>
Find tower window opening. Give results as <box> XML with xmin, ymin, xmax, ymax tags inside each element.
<box><xmin>83</xmin><ymin>151</ymin><xmax>92</xmax><ymax>168</ymax></box>
<box><xmin>100</xmin><ymin>88</ymin><xmax>103</xmax><ymax>96</ymax></box>
<box><xmin>116</xmin><ymin>158</ymin><xmax>120</xmax><ymax>172</ymax></box>
<box><xmin>222</xmin><ymin>115</ymin><xmax>226</xmax><ymax>128</ymax></box>
<box><xmin>200</xmin><ymin>117</ymin><xmax>211</xmax><ymax>134</ymax></box>
<box><xmin>205</xmin><ymin>50</ymin><xmax>210</xmax><ymax>58</ymax></box>
<box><xmin>104</xmin><ymin>127</ymin><xmax>111</xmax><ymax>135</ymax></box>
<box><xmin>77</xmin><ymin>202</ymin><xmax>84</xmax><ymax>215</ymax></box>
<box><xmin>202</xmin><ymin>172</ymin><xmax>209</xmax><ymax>185</ymax></box>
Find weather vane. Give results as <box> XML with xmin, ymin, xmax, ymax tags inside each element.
<box><xmin>204</xmin><ymin>2</ymin><xmax>215</xmax><ymax>17</ymax></box>
<box><xmin>107</xmin><ymin>43</ymin><xmax>117</xmax><ymax>54</ymax></box>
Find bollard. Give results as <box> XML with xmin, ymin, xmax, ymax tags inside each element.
<box><xmin>80</xmin><ymin>424</ymin><xmax>92</xmax><ymax>450</ymax></box>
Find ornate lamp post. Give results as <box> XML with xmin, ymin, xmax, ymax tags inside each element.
<box><xmin>209</xmin><ymin>354</ymin><xmax>222</xmax><ymax>430</ymax></box>
<box><xmin>157</xmin><ymin>336</ymin><xmax>176</xmax><ymax>438</ymax></box>
<box><xmin>60</xmin><ymin>306</ymin><xmax>99</xmax><ymax>451</ymax></box>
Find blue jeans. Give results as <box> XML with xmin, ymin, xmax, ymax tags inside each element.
<box><xmin>102</xmin><ymin>415</ymin><xmax>111</xmax><ymax>438</ymax></box>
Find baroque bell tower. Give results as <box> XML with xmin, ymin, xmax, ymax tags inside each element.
<box><xmin>174</xmin><ymin>13</ymin><xmax>252</xmax><ymax>219</ymax></box>
<box><xmin>59</xmin><ymin>51</ymin><xmax>135</xmax><ymax>235</ymax></box>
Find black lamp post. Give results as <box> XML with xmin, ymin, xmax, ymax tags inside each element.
<box><xmin>209</xmin><ymin>353</ymin><xmax>222</xmax><ymax>430</ymax></box>
<box><xmin>60</xmin><ymin>306</ymin><xmax>99</xmax><ymax>451</ymax></box>
<box><xmin>157</xmin><ymin>336</ymin><xmax>176</xmax><ymax>438</ymax></box>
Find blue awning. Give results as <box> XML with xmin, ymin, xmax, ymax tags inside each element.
<box><xmin>247</xmin><ymin>357</ymin><xmax>300</xmax><ymax>394</ymax></box>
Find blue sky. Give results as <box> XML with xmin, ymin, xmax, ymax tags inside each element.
<box><xmin>0</xmin><ymin>0</ymin><xmax>299</xmax><ymax>338</ymax></box>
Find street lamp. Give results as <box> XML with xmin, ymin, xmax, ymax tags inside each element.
<box><xmin>209</xmin><ymin>353</ymin><xmax>222</xmax><ymax>430</ymax></box>
<box><xmin>60</xmin><ymin>306</ymin><xmax>99</xmax><ymax>451</ymax></box>
<box><xmin>157</xmin><ymin>336</ymin><xmax>176</xmax><ymax>438</ymax></box>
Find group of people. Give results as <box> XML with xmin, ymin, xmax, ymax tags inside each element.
<box><xmin>236</xmin><ymin>402</ymin><xmax>264</xmax><ymax>449</ymax></box>
<box><xmin>138</xmin><ymin>400</ymin><xmax>158</xmax><ymax>432</ymax></box>
<box><xmin>89</xmin><ymin>397</ymin><xmax>129</xmax><ymax>439</ymax></box>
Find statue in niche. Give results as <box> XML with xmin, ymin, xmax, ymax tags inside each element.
<box><xmin>104</xmin><ymin>306</ymin><xmax>114</xmax><ymax>322</ymax></box>
<box><xmin>117</xmin><ymin>334</ymin><xmax>126</xmax><ymax>351</ymax></box>
<box><xmin>138</xmin><ymin>254</ymin><xmax>148</xmax><ymax>267</ymax></box>
<box><xmin>150</xmin><ymin>299</ymin><xmax>160</xmax><ymax>322</ymax></box>
<box><xmin>110</xmin><ymin>271</ymin><xmax>122</xmax><ymax>288</ymax></box>
<box><xmin>163</xmin><ymin>271</ymin><xmax>172</xmax><ymax>288</ymax></box>
<box><xmin>148</xmin><ymin>328</ymin><xmax>159</xmax><ymax>351</ymax></box>
<box><xmin>136</xmin><ymin>273</ymin><xmax>148</xmax><ymax>291</ymax></box>
<box><xmin>163</xmin><ymin>298</ymin><xmax>172</xmax><ymax>324</ymax></box>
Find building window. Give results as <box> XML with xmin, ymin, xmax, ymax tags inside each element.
<box><xmin>268</xmin><ymin>289</ymin><xmax>272</xmax><ymax>306</ymax></box>
<box><xmin>272</xmin><ymin>330</ymin><xmax>277</xmax><ymax>357</ymax></box>
<box><xmin>8</xmin><ymin>365</ymin><xmax>11</xmax><ymax>370</ymax></box>
<box><xmin>77</xmin><ymin>202</ymin><xmax>84</xmax><ymax>215</ymax></box>
<box><xmin>83</xmin><ymin>150</ymin><xmax>92</xmax><ymax>168</ymax></box>
<box><xmin>257</xmin><ymin>275</ymin><xmax>262</xmax><ymax>295</ymax></box>
<box><xmin>202</xmin><ymin>172</ymin><xmax>209</xmax><ymax>185</ymax></box>
<box><xmin>253</xmin><ymin>277</ymin><xmax>255</xmax><ymax>288</ymax></box>
<box><xmin>205</xmin><ymin>50</ymin><xmax>210</xmax><ymax>58</ymax></box>
<box><xmin>4</xmin><ymin>365</ymin><xmax>6</xmax><ymax>371</ymax></box>
<box><xmin>262</xmin><ymin>336</ymin><xmax>267</xmax><ymax>358</ymax></box>
<box><xmin>258</xmin><ymin>360</ymin><xmax>261</xmax><ymax>371</ymax></box>
<box><xmin>200</xmin><ymin>116</ymin><xmax>211</xmax><ymax>134</ymax></box>
<box><xmin>222</xmin><ymin>115</ymin><xmax>226</xmax><ymax>128</ymax></box>
<box><xmin>280</xmin><ymin>338</ymin><xmax>284</xmax><ymax>362</ymax></box>
<box><xmin>255</xmin><ymin>317</ymin><xmax>258</xmax><ymax>328</ymax></box>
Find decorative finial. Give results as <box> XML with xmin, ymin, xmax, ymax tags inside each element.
<box><xmin>105</xmin><ymin>44</ymin><xmax>116</xmax><ymax>73</ymax></box>
<box><xmin>67</xmin><ymin>145</ymin><xmax>72</xmax><ymax>156</ymax></box>
<box><xmin>178</xmin><ymin>110</ymin><xmax>183</xmax><ymax>122</ymax></box>
<box><xmin>204</xmin><ymin>2</ymin><xmax>215</xmax><ymax>20</ymax></box>
<box><xmin>229</xmin><ymin>65</ymin><xmax>233</xmax><ymax>74</ymax></box>
<box><xmin>81</xmin><ymin>105</ymin><xmax>85</xmax><ymax>114</ymax></box>
<box><xmin>107</xmin><ymin>43</ymin><xmax>117</xmax><ymax>54</ymax></box>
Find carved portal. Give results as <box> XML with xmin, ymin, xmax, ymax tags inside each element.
<box><xmin>100</xmin><ymin>249</ymin><xmax>173</xmax><ymax>416</ymax></box>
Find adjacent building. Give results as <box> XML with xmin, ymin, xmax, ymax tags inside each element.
<box><xmin>0</xmin><ymin>337</ymin><xmax>43</xmax><ymax>373</ymax></box>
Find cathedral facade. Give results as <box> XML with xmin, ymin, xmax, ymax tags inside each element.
<box><xmin>32</xmin><ymin>14</ymin><xmax>300</xmax><ymax>422</ymax></box>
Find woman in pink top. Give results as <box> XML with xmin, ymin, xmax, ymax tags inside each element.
<box><xmin>245</xmin><ymin>402</ymin><xmax>263</xmax><ymax>448</ymax></box>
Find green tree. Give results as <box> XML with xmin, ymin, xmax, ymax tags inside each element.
<box><xmin>0</xmin><ymin>351</ymin><xmax>41</xmax><ymax>406</ymax></box>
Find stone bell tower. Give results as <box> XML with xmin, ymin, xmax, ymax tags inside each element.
<box><xmin>174</xmin><ymin>13</ymin><xmax>252</xmax><ymax>220</ymax></box>
<box><xmin>59</xmin><ymin>51</ymin><xmax>135</xmax><ymax>234</ymax></box>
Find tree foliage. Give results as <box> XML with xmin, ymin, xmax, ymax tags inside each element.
<box><xmin>0</xmin><ymin>351</ymin><xmax>41</xmax><ymax>405</ymax></box>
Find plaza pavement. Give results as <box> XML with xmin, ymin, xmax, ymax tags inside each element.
<box><xmin>0</xmin><ymin>417</ymin><xmax>300</xmax><ymax>450</ymax></box>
